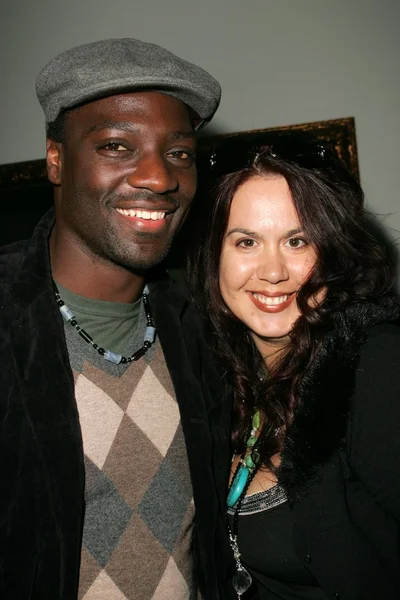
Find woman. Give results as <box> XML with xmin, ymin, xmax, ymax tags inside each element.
<box><xmin>191</xmin><ymin>133</ymin><xmax>400</xmax><ymax>600</ymax></box>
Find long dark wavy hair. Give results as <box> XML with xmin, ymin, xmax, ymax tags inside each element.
<box><xmin>190</xmin><ymin>134</ymin><xmax>395</xmax><ymax>470</ymax></box>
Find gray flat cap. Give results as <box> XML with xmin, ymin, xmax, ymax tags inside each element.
<box><xmin>36</xmin><ymin>38</ymin><xmax>221</xmax><ymax>128</ymax></box>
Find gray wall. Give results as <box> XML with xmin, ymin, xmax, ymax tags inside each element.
<box><xmin>1</xmin><ymin>0</ymin><xmax>399</xmax><ymax>247</ymax></box>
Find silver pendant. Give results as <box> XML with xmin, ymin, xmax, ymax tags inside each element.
<box><xmin>232</xmin><ymin>564</ymin><xmax>252</xmax><ymax>597</ymax></box>
<box><xmin>229</xmin><ymin>530</ymin><xmax>253</xmax><ymax>597</ymax></box>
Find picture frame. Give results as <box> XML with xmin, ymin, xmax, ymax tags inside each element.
<box><xmin>198</xmin><ymin>115</ymin><xmax>359</xmax><ymax>180</ymax></box>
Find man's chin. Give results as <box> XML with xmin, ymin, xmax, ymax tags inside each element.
<box><xmin>117</xmin><ymin>246</ymin><xmax>173</xmax><ymax>273</ymax></box>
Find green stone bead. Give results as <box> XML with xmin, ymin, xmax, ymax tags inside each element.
<box><xmin>252</xmin><ymin>410</ymin><xmax>261</xmax><ymax>430</ymax></box>
<box><xmin>245</xmin><ymin>454</ymin><xmax>255</xmax><ymax>469</ymax></box>
<box><xmin>246</xmin><ymin>436</ymin><xmax>257</xmax><ymax>447</ymax></box>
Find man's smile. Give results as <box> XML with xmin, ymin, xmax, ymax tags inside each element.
<box><xmin>113</xmin><ymin>206</ymin><xmax>176</xmax><ymax>233</ymax></box>
<box><xmin>115</xmin><ymin>208</ymin><xmax>167</xmax><ymax>221</ymax></box>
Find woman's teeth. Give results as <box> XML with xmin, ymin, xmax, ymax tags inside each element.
<box><xmin>252</xmin><ymin>293</ymin><xmax>289</xmax><ymax>306</ymax></box>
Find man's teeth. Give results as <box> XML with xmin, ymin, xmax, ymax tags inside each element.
<box><xmin>253</xmin><ymin>293</ymin><xmax>289</xmax><ymax>306</ymax></box>
<box><xmin>115</xmin><ymin>208</ymin><xmax>166</xmax><ymax>220</ymax></box>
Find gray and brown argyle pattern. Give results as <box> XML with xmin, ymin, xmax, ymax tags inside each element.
<box><xmin>64</xmin><ymin>328</ymin><xmax>197</xmax><ymax>600</ymax></box>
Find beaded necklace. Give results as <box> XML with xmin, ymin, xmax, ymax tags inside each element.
<box><xmin>53</xmin><ymin>282</ymin><xmax>156</xmax><ymax>365</ymax></box>
<box><xmin>226</xmin><ymin>410</ymin><xmax>262</xmax><ymax>598</ymax></box>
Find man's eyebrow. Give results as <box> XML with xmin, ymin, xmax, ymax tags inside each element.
<box><xmin>168</xmin><ymin>130</ymin><xmax>196</xmax><ymax>141</ymax></box>
<box><xmin>85</xmin><ymin>122</ymin><xmax>196</xmax><ymax>141</ymax></box>
<box><xmin>85</xmin><ymin>121</ymin><xmax>140</xmax><ymax>136</ymax></box>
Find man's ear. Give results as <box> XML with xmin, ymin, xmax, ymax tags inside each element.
<box><xmin>46</xmin><ymin>139</ymin><xmax>63</xmax><ymax>185</ymax></box>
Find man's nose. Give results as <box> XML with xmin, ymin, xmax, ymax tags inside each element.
<box><xmin>127</xmin><ymin>152</ymin><xmax>178</xmax><ymax>194</ymax></box>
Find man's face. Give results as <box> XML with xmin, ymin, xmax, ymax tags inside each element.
<box><xmin>48</xmin><ymin>91</ymin><xmax>197</xmax><ymax>271</ymax></box>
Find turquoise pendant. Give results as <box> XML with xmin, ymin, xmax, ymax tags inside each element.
<box><xmin>227</xmin><ymin>465</ymin><xmax>250</xmax><ymax>508</ymax></box>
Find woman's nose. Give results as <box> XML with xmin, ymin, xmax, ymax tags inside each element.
<box><xmin>256</xmin><ymin>250</ymin><xmax>289</xmax><ymax>284</ymax></box>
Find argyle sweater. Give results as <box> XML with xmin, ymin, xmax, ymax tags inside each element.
<box><xmin>62</xmin><ymin>317</ymin><xmax>197</xmax><ymax>599</ymax></box>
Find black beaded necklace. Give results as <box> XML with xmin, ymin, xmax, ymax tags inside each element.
<box><xmin>53</xmin><ymin>282</ymin><xmax>156</xmax><ymax>365</ymax></box>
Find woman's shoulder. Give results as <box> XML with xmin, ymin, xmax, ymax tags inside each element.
<box><xmin>351</xmin><ymin>320</ymin><xmax>400</xmax><ymax>417</ymax></box>
<box><xmin>339</xmin><ymin>295</ymin><xmax>400</xmax><ymax>331</ymax></box>
<box><xmin>327</xmin><ymin>296</ymin><xmax>400</xmax><ymax>363</ymax></box>
<box><xmin>339</xmin><ymin>297</ymin><xmax>400</xmax><ymax>510</ymax></box>
<box><xmin>354</xmin><ymin>310</ymin><xmax>400</xmax><ymax>404</ymax></box>
<box><xmin>349</xmin><ymin>316</ymin><xmax>400</xmax><ymax>520</ymax></box>
<box><xmin>354</xmin><ymin>295</ymin><xmax>400</xmax><ymax>373</ymax></box>
<box><xmin>349</xmin><ymin>300</ymin><xmax>400</xmax><ymax>449</ymax></box>
<box><xmin>361</xmin><ymin>319</ymin><xmax>400</xmax><ymax>356</ymax></box>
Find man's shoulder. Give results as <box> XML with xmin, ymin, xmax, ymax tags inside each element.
<box><xmin>0</xmin><ymin>240</ymin><xmax>31</xmax><ymax>339</ymax></box>
<box><xmin>0</xmin><ymin>238</ymin><xmax>29</xmax><ymax>284</ymax></box>
<box><xmin>0</xmin><ymin>237</ymin><xmax>28</xmax><ymax>257</ymax></box>
<box><xmin>149</xmin><ymin>268</ymin><xmax>190</xmax><ymax>304</ymax></box>
<box><xmin>166</xmin><ymin>273</ymin><xmax>202</xmax><ymax>323</ymax></box>
<box><xmin>149</xmin><ymin>269</ymin><xmax>205</xmax><ymax>330</ymax></box>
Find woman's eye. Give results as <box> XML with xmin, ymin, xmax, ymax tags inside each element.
<box><xmin>237</xmin><ymin>238</ymin><xmax>256</xmax><ymax>249</ymax></box>
<box><xmin>286</xmin><ymin>237</ymin><xmax>307</xmax><ymax>248</ymax></box>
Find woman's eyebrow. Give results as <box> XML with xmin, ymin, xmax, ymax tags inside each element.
<box><xmin>285</xmin><ymin>228</ymin><xmax>304</xmax><ymax>237</ymax></box>
<box><xmin>226</xmin><ymin>227</ymin><xmax>261</xmax><ymax>239</ymax></box>
<box><xmin>226</xmin><ymin>227</ymin><xmax>305</xmax><ymax>238</ymax></box>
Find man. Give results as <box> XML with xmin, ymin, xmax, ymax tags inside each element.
<box><xmin>0</xmin><ymin>39</ymin><xmax>233</xmax><ymax>599</ymax></box>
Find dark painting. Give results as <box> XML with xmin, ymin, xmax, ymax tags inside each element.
<box><xmin>0</xmin><ymin>116</ymin><xmax>359</xmax><ymax>263</ymax></box>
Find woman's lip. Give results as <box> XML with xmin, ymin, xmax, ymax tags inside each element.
<box><xmin>248</xmin><ymin>291</ymin><xmax>296</xmax><ymax>313</ymax></box>
<box><xmin>250</xmin><ymin>291</ymin><xmax>291</xmax><ymax>297</ymax></box>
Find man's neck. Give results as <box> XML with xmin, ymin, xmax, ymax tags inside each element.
<box><xmin>49</xmin><ymin>232</ymin><xmax>145</xmax><ymax>303</ymax></box>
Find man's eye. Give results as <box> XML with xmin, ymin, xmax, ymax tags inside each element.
<box><xmin>100</xmin><ymin>142</ymin><xmax>129</xmax><ymax>152</ymax></box>
<box><xmin>167</xmin><ymin>150</ymin><xmax>195</xmax><ymax>161</ymax></box>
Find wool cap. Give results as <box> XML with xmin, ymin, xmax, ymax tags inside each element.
<box><xmin>36</xmin><ymin>38</ymin><xmax>221</xmax><ymax>128</ymax></box>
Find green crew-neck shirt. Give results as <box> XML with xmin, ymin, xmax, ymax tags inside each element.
<box><xmin>55</xmin><ymin>282</ymin><xmax>142</xmax><ymax>354</ymax></box>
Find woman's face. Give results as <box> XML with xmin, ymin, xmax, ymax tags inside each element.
<box><xmin>219</xmin><ymin>174</ymin><xmax>318</xmax><ymax>360</ymax></box>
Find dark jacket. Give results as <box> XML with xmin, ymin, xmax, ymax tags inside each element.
<box><xmin>271</xmin><ymin>299</ymin><xmax>400</xmax><ymax>600</ymax></box>
<box><xmin>0</xmin><ymin>211</ymin><xmax>233</xmax><ymax>600</ymax></box>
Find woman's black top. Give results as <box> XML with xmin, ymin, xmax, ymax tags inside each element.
<box><xmin>228</xmin><ymin>486</ymin><xmax>329</xmax><ymax>599</ymax></box>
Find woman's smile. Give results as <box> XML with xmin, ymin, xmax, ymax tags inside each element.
<box><xmin>248</xmin><ymin>291</ymin><xmax>296</xmax><ymax>313</ymax></box>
